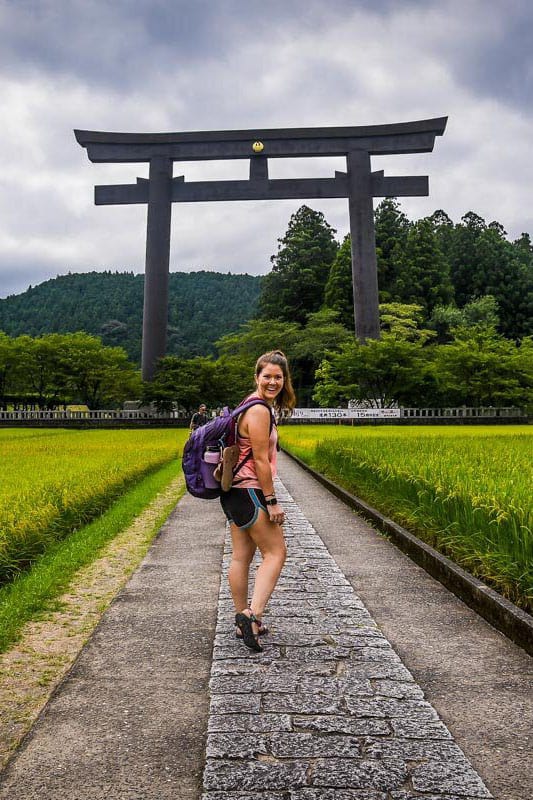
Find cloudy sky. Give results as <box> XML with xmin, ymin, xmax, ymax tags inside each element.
<box><xmin>0</xmin><ymin>0</ymin><xmax>531</xmax><ymax>298</ymax></box>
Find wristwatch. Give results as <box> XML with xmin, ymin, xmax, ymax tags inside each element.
<box><xmin>265</xmin><ymin>496</ymin><xmax>278</xmax><ymax>506</ymax></box>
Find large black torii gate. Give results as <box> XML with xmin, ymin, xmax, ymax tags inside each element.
<box><xmin>75</xmin><ymin>118</ymin><xmax>447</xmax><ymax>380</ymax></box>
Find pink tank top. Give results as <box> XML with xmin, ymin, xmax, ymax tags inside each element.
<box><xmin>232</xmin><ymin>397</ymin><xmax>278</xmax><ymax>490</ymax></box>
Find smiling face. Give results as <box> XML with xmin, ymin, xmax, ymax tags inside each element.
<box><xmin>255</xmin><ymin>362</ymin><xmax>285</xmax><ymax>404</ymax></box>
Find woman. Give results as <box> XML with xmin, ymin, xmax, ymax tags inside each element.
<box><xmin>220</xmin><ymin>350</ymin><xmax>296</xmax><ymax>652</ymax></box>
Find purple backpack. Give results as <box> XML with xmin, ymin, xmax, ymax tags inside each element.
<box><xmin>182</xmin><ymin>397</ymin><xmax>273</xmax><ymax>499</ymax></box>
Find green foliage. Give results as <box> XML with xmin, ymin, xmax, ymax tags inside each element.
<box><xmin>429</xmin><ymin>295</ymin><xmax>500</xmax><ymax>342</ymax></box>
<box><xmin>313</xmin><ymin>333</ymin><xmax>435</xmax><ymax>409</ymax></box>
<box><xmin>432</xmin><ymin>326</ymin><xmax>532</xmax><ymax>407</ymax></box>
<box><xmin>258</xmin><ymin>205</ymin><xmax>338</xmax><ymax>324</ymax></box>
<box><xmin>142</xmin><ymin>355</ymin><xmax>219</xmax><ymax>413</ymax></box>
<box><xmin>323</xmin><ymin>235</ymin><xmax>354</xmax><ymax>329</ymax></box>
<box><xmin>0</xmin><ymin>331</ymin><xmax>140</xmax><ymax>409</ymax></box>
<box><xmin>379</xmin><ymin>302</ymin><xmax>435</xmax><ymax>343</ymax></box>
<box><xmin>393</xmin><ymin>218</ymin><xmax>454</xmax><ymax>314</ymax></box>
<box><xmin>0</xmin><ymin>270</ymin><xmax>262</xmax><ymax>363</ymax></box>
<box><xmin>437</xmin><ymin>213</ymin><xmax>533</xmax><ymax>338</ymax></box>
<box><xmin>216</xmin><ymin>318</ymin><xmax>301</xmax><ymax>364</ymax></box>
<box><xmin>375</xmin><ymin>199</ymin><xmax>410</xmax><ymax>302</ymax></box>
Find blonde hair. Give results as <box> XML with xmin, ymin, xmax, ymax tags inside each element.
<box><xmin>254</xmin><ymin>350</ymin><xmax>296</xmax><ymax>416</ymax></box>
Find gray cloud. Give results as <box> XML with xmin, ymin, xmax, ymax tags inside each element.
<box><xmin>0</xmin><ymin>0</ymin><xmax>531</xmax><ymax>298</ymax></box>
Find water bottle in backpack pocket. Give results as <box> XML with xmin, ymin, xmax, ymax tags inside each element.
<box><xmin>201</xmin><ymin>446</ymin><xmax>222</xmax><ymax>490</ymax></box>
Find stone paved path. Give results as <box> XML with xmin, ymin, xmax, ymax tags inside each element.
<box><xmin>203</xmin><ymin>479</ymin><xmax>493</xmax><ymax>799</ymax></box>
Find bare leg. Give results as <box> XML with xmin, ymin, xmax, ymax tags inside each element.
<box><xmin>228</xmin><ymin>523</ymin><xmax>257</xmax><ymax>613</ymax></box>
<box><xmin>247</xmin><ymin>509</ymin><xmax>287</xmax><ymax>618</ymax></box>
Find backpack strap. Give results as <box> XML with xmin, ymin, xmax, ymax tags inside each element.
<box><xmin>229</xmin><ymin>397</ymin><xmax>274</xmax><ymax>444</ymax></box>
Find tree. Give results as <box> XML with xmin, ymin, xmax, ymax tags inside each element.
<box><xmin>393</xmin><ymin>218</ymin><xmax>454</xmax><ymax>315</ymax></box>
<box><xmin>446</xmin><ymin>211</ymin><xmax>487</xmax><ymax>307</ymax></box>
<box><xmin>0</xmin><ymin>332</ymin><xmax>16</xmax><ymax>409</ymax></box>
<box><xmin>61</xmin><ymin>333</ymin><xmax>141</xmax><ymax>408</ymax></box>
<box><xmin>216</xmin><ymin>319</ymin><xmax>301</xmax><ymax>365</ymax></box>
<box><xmin>379</xmin><ymin>302</ymin><xmax>435</xmax><ymax>343</ymax></box>
<box><xmin>291</xmin><ymin>309</ymin><xmax>352</xmax><ymax>405</ymax></box>
<box><xmin>471</xmin><ymin>226</ymin><xmax>532</xmax><ymax>339</ymax></box>
<box><xmin>12</xmin><ymin>334</ymin><xmax>71</xmax><ymax>408</ymax></box>
<box><xmin>374</xmin><ymin>198</ymin><xmax>410</xmax><ymax>302</ymax></box>
<box><xmin>433</xmin><ymin>325</ymin><xmax>532</xmax><ymax>407</ymax></box>
<box><xmin>142</xmin><ymin>356</ymin><xmax>221</xmax><ymax>413</ymax></box>
<box><xmin>313</xmin><ymin>334</ymin><xmax>434</xmax><ymax>408</ymax></box>
<box><xmin>258</xmin><ymin>205</ymin><xmax>338</xmax><ymax>324</ymax></box>
<box><xmin>323</xmin><ymin>235</ymin><xmax>354</xmax><ymax>330</ymax></box>
<box><xmin>429</xmin><ymin>295</ymin><xmax>500</xmax><ymax>343</ymax></box>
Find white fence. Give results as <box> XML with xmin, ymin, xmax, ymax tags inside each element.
<box><xmin>0</xmin><ymin>406</ymin><xmax>525</xmax><ymax>422</ymax></box>
<box><xmin>0</xmin><ymin>409</ymin><xmax>182</xmax><ymax>421</ymax></box>
<box><xmin>291</xmin><ymin>406</ymin><xmax>524</xmax><ymax>420</ymax></box>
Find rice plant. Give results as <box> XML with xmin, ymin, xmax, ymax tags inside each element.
<box><xmin>280</xmin><ymin>425</ymin><xmax>533</xmax><ymax>611</ymax></box>
<box><xmin>0</xmin><ymin>428</ymin><xmax>188</xmax><ymax>584</ymax></box>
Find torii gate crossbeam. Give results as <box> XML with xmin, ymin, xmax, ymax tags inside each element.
<box><xmin>75</xmin><ymin>118</ymin><xmax>447</xmax><ymax>380</ymax></box>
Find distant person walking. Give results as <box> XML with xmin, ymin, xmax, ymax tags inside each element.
<box><xmin>190</xmin><ymin>404</ymin><xmax>208</xmax><ymax>432</ymax></box>
<box><xmin>219</xmin><ymin>350</ymin><xmax>296</xmax><ymax>652</ymax></box>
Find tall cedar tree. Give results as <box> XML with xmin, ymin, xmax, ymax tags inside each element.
<box><xmin>445</xmin><ymin>212</ymin><xmax>487</xmax><ymax>306</ymax></box>
<box><xmin>323</xmin><ymin>235</ymin><xmax>354</xmax><ymax>330</ymax></box>
<box><xmin>471</xmin><ymin>224</ymin><xmax>532</xmax><ymax>339</ymax></box>
<box><xmin>258</xmin><ymin>206</ymin><xmax>338</xmax><ymax>324</ymax></box>
<box><xmin>374</xmin><ymin>198</ymin><xmax>410</xmax><ymax>302</ymax></box>
<box><xmin>393</xmin><ymin>218</ymin><xmax>454</xmax><ymax>314</ymax></box>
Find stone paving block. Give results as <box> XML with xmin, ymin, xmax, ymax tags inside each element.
<box><xmin>282</xmin><ymin>645</ymin><xmax>352</xmax><ymax>662</ymax></box>
<box><xmin>268</xmin><ymin>633</ymin><xmax>339</xmax><ymax>647</ymax></box>
<box><xmin>269</xmin><ymin>732</ymin><xmax>361</xmax><ymax>758</ymax></box>
<box><xmin>210</xmin><ymin>660</ymin><xmax>268</xmax><ymax>676</ymax></box>
<box><xmin>336</xmin><ymin>635</ymin><xmax>392</xmax><ymax>649</ymax></box>
<box><xmin>266</xmin><ymin>662</ymin><xmax>336</xmax><ymax>678</ymax></box>
<box><xmin>203</xmin><ymin>760</ymin><xmax>309</xmax><ymax>791</ymax></box>
<box><xmin>411</xmin><ymin>760</ymin><xmax>492</xmax><ymax>797</ymax></box>
<box><xmin>293</xmin><ymin>715</ymin><xmax>391</xmax><ymax>736</ymax></box>
<box><xmin>390</xmin><ymin>718</ymin><xmax>453</xmax><ymax>739</ymax></box>
<box><xmin>391</xmin><ymin>793</ymin><xmax>485</xmax><ymax>800</ymax></box>
<box><xmin>209</xmin><ymin>694</ymin><xmax>261</xmax><ymax>714</ymax></box>
<box><xmin>344</xmin><ymin>663</ymin><xmax>415</xmax><ymax>681</ymax></box>
<box><xmin>206</xmin><ymin>733</ymin><xmax>268</xmax><ymax>759</ymax></box>
<box><xmin>209</xmin><ymin>675</ymin><xmax>263</xmax><ymax>694</ymax></box>
<box><xmin>364</xmin><ymin>737</ymin><xmax>467</xmax><ymax>761</ymax></box>
<box><xmin>344</xmin><ymin>646</ymin><xmax>404</xmax><ymax>663</ymax></box>
<box><xmin>373</xmin><ymin>680</ymin><xmax>425</xmax><ymax>699</ymax></box>
<box><xmin>207</xmin><ymin>713</ymin><xmax>293</xmax><ymax>733</ymax></box>
<box><xmin>262</xmin><ymin>692</ymin><xmax>342</xmax><ymax>714</ymax></box>
<box><xmin>202</xmin><ymin>794</ymin><xmax>287</xmax><ymax>800</ymax></box>
<box><xmin>291</xmin><ymin>790</ymin><xmax>386</xmax><ymax>800</ymax></box>
<box><xmin>213</xmin><ymin>645</ymin><xmax>282</xmax><ymax>661</ymax></box>
<box><xmin>345</xmin><ymin>697</ymin><xmax>439</xmax><ymax>719</ymax></box>
<box><xmin>311</xmin><ymin>757</ymin><xmax>408</xmax><ymax>790</ymax></box>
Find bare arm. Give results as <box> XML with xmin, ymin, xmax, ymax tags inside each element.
<box><xmin>241</xmin><ymin>405</ymin><xmax>284</xmax><ymax>523</ymax></box>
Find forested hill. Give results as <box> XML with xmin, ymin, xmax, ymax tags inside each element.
<box><xmin>0</xmin><ymin>270</ymin><xmax>262</xmax><ymax>363</ymax></box>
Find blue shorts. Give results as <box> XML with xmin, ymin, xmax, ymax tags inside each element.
<box><xmin>220</xmin><ymin>488</ymin><xmax>267</xmax><ymax>529</ymax></box>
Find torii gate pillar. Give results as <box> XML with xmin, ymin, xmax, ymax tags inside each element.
<box><xmin>142</xmin><ymin>157</ymin><xmax>173</xmax><ymax>379</ymax></box>
<box><xmin>347</xmin><ymin>149</ymin><xmax>380</xmax><ymax>340</ymax></box>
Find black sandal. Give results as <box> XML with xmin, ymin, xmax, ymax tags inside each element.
<box><xmin>236</xmin><ymin>618</ymin><xmax>268</xmax><ymax>639</ymax></box>
<box><xmin>235</xmin><ymin>610</ymin><xmax>263</xmax><ymax>652</ymax></box>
